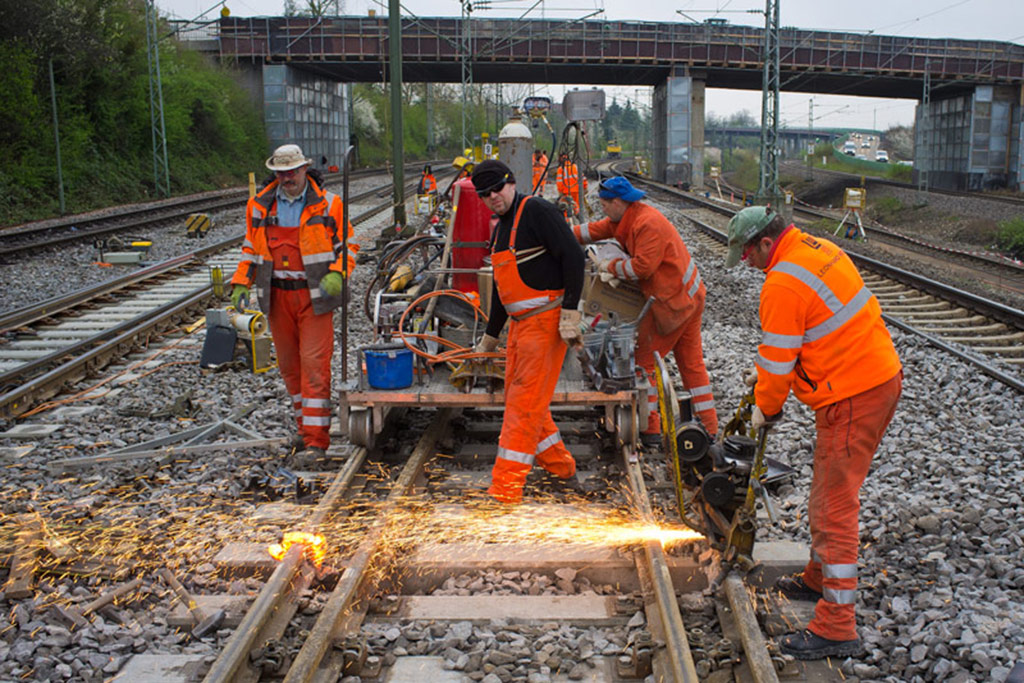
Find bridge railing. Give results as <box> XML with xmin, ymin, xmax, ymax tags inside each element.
<box><xmin>211</xmin><ymin>16</ymin><xmax>1024</xmax><ymax>83</ymax></box>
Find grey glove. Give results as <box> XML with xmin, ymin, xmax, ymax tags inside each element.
<box><xmin>743</xmin><ymin>367</ymin><xmax>758</xmax><ymax>387</ymax></box>
<box><xmin>751</xmin><ymin>405</ymin><xmax>782</xmax><ymax>431</ymax></box>
<box><xmin>475</xmin><ymin>334</ymin><xmax>499</xmax><ymax>354</ymax></box>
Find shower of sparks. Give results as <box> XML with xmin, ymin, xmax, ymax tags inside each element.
<box><xmin>268</xmin><ymin>531</ymin><xmax>327</xmax><ymax>567</ymax></box>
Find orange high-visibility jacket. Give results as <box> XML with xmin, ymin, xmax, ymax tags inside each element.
<box><xmin>575</xmin><ymin>201</ymin><xmax>704</xmax><ymax>335</ymax></box>
<box><xmin>754</xmin><ymin>226</ymin><xmax>901</xmax><ymax>414</ymax></box>
<box><xmin>230</xmin><ymin>177</ymin><xmax>357</xmax><ymax>316</ymax></box>
<box><xmin>556</xmin><ymin>161</ymin><xmax>586</xmax><ymax>198</ymax></box>
<box><xmin>531</xmin><ymin>154</ymin><xmax>548</xmax><ymax>190</ymax></box>
<box><xmin>419</xmin><ymin>173</ymin><xmax>437</xmax><ymax>194</ymax></box>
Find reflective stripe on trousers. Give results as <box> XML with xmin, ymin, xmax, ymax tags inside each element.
<box><xmin>800</xmin><ymin>371</ymin><xmax>902</xmax><ymax>642</ymax></box>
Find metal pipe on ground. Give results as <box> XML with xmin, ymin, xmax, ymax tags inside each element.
<box><xmin>724</xmin><ymin>572</ymin><xmax>781</xmax><ymax>683</ymax></box>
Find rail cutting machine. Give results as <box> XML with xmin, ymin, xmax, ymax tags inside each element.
<box><xmin>652</xmin><ymin>353</ymin><xmax>793</xmax><ymax>569</ymax></box>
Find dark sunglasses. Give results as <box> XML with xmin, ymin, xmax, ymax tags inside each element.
<box><xmin>475</xmin><ymin>174</ymin><xmax>509</xmax><ymax>199</ymax></box>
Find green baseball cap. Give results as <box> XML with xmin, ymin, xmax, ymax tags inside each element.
<box><xmin>725</xmin><ymin>206</ymin><xmax>777</xmax><ymax>268</ymax></box>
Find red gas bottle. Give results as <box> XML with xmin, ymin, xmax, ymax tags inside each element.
<box><xmin>450</xmin><ymin>177</ymin><xmax>494</xmax><ymax>293</ymax></box>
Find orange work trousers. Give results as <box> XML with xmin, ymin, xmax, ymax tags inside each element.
<box><xmin>267</xmin><ymin>287</ymin><xmax>335</xmax><ymax>450</ymax></box>
<box><xmin>635</xmin><ymin>300</ymin><xmax>718</xmax><ymax>437</ymax></box>
<box><xmin>488</xmin><ymin>307</ymin><xmax>577</xmax><ymax>503</ymax></box>
<box><xmin>801</xmin><ymin>370</ymin><xmax>902</xmax><ymax>641</ymax></box>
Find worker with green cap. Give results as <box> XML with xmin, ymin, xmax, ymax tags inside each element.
<box><xmin>725</xmin><ymin>205</ymin><xmax>902</xmax><ymax>660</ymax></box>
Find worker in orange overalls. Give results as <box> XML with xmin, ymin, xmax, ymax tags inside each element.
<box><xmin>573</xmin><ymin>176</ymin><xmax>717</xmax><ymax>445</ymax></box>
<box><xmin>726</xmin><ymin>206</ymin><xmax>902</xmax><ymax>661</ymax></box>
<box><xmin>230</xmin><ymin>144</ymin><xmax>358</xmax><ymax>465</ymax></box>
<box><xmin>531</xmin><ymin>149</ymin><xmax>549</xmax><ymax>195</ymax></box>
<box><xmin>417</xmin><ymin>164</ymin><xmax>437</xmax><ymax>195</ymax></box>
<box><xmin>555</xmin><ymin>153</ymin><xmax>587</xmax><ymax>219</ymax></box>
<box><xmin>471</xmin><ymin>160</ymin><xmax>586</xmax><ymax>503</ymax></box>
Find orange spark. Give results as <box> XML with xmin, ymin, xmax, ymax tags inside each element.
<box><xmin>268</xmin><ymin>531</ymin><xmax>327</xmax><ymax>567</ymax></box>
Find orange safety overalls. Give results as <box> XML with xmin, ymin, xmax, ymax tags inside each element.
<box><xmin>266</xmin><ymin>217</ymin><xmax>334</xmax><ymax>450</ymax></box>
<box><xmin>488</xmin><ymin>197</ymin><xmax>577</xmax><ymax>503</ymax></box>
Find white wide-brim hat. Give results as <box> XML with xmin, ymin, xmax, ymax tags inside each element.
<box><xmin>266</xmin><ymin>144</ymin><xmax>311</xmax><ymax>172</ymax></box>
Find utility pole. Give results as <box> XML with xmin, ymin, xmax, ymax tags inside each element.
<box><xmin>145</xmin><ymin>0</ymin><xmax>171</xmax><ymax>197</ymax></box>
<box><xmin>755</xmin><ymin>0</ymin><xmax>781</xmax><ymax>206</ymax></box>
<box><xmin>426</xmin><ymin>83</ymin><xmax>434</xmax><ymax>155</ymax></box>
<box><xmin>805</xmin><ymin>98</ymin><xmax>813</xmax><ymax>181</ymax></box>
<box><xmin>917</xmin><ymin>58</ymin><xmax>930</xmax><ymax>197</ymax></box>
<box><xmin>388</xmin><ymin>0</ymin><xmax>406</xmax><ymax>226</ymax></box>
<box><xmin>460</xmin><ymin>0</ymin><xmax>474</xmax><ymax>150</ymax></box>
<box><xmin>48</xmin><ymin>58</ymin><xmax>65</xmax><ymax>214</ymax></box>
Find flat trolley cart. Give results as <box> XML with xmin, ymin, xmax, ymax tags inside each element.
<box><xmin>337</xmin><ymin>347</ymin><xmax>649</xmax><ymax>452</ymax></box>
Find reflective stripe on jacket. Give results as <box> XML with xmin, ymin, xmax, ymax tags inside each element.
<box><xmin>575</xmin><ymin>202</ymin><xmax>704</xmax><ymax>335</ymax></box>
<box><xmin>230</xmin><ymin>177</ymin><xmax>358</xmax><ymax>316</ymax></box>
<box><xmin>754</xmin><ymin>226</ymin><xmax>901</xmax><ymax>414</ymax></box>
<box><xmin>556</xmin><ymin>162</ymin><xmax>586</xmax><ymax>197</ymax></box>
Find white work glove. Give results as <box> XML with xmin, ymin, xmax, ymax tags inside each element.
<box><xmin>559</xmin><ymin>309</ymin><xmax>584</xmax><ymax>347</ymax></box>
<box><xmin>751</xmin><ymin>405</ymin><xmax>782</xmax><ymax>431</ymax></box>
<box><xmin>599</xmin><ymin>271</ymin><xmax>621</xmax><ymax>288</ymax></box>
<box><xmin>474</xmin><ymin>334</ymin><xmax>499</xmax><ymax>354</ymax></box>
<box><xmin>743</xmin><ymin>367</ymin><xmax>758</xmax><ymax>387</ymax></box>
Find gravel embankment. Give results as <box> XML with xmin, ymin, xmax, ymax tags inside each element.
<box><xmin>0</xmin><ymin>190</ymin><xmax>1019</xmax><ymax>682</ymax></box>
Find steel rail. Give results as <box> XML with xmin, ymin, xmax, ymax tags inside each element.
<box><xmin>0</xmin><ymin>234</ymin><xmax>243</xmax><ymax>333</ymax></box>
<box><xmin>621</xmin><ymin>443</ymin><xmax>700</xmax><ymax>682</ymax></box>
<box><xmin>0</xmin><ymin>285</ymin><xmax>214</xmax><ymax>418</ymax></box>
<box><xmin>201</xmin><ymin>445</ymin><xmax>369</xmax><ymax>683</ymax></box>
<box><xmin>283</xmin><ymin>407</ymin><xmax>455</xmax><ymax>683</ymax></box>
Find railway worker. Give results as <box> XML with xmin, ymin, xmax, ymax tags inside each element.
<box><xmin>417</xmin><ymin>164</ymin><xmax>437</xmax><ymax>195</ymax></box>
<box><xmin>531</xmin><ymin>149</ymin><xmax>549</xmax><ymax>194</ymax></box>
<box><xmin>725</xmin><ymin>205</ymin><xmax>902</xmax><ymax>660</ymax></box>
<box><xmin>555</xmin><ymin>153</ymin><xmax>587</xmax><ymax>218</ymax></box>
<box><xmin>572</xmin><ymin>176</ymin><xmax>718</xmax><ymax>445</ymax></box>
<box><xmin>230</xmin><ymin>144</ymin><xmax>358</xmax><ymax>463</ymax></box>
<box><xmin>471</xmin><ymin>159</ymin><xmax>587</xmax><ymax>504</ymax></box>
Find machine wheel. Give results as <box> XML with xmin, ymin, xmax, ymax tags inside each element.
<box><xmin>348</xmin><ymin>408</ymin><xmax>375</xmax><ymax>449</ymax></box>
<box><xmin>614</xmin><ymin>405</ymin><xmax>636</xmax><ymax>448</ymax></box>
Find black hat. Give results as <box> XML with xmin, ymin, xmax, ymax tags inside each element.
<box><xmin>471</xmin><ymin>159</ymin><xmax>515</xmax><ymax>193</ymax></box>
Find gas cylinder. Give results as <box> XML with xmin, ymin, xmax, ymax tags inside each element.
<box><xmin>498</xmin><ymin>113</ymin><xmax>533</xmax><ymax>194</ymax></box>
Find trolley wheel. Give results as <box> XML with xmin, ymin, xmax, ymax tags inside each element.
<box><xmin>349</xmin><ymin>408</ymin><xmax>375</xmax><ymax>449</ymax></box>
<box><xmin>614</xmin><ymin>405</ymin><xmax>636</xmax><ymax>448</ymax></box>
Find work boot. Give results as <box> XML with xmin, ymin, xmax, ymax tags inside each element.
<box><xmin>775</xmin><ymin>574</ymin><xmax>823</xmax><ymax>602</ymax></box>
<box><xmin>285</xmin><ymin>434</ymin><xmax>306</xmax><ymax>452</ymax></box>
<box><xmin>779</xmin><ymin>630</ymin><xmax>863</xmax><ymax>660</ymax></box>
<box><xmin>288</xmin><ymin>447</ymin><xmax>326</xmax><ymax>470</ymax></box>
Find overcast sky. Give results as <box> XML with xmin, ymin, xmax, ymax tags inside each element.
<box><xmin>160</xmin><ymin>0</ymin><xmax>1024</xmax><ymax>132</ymax></box>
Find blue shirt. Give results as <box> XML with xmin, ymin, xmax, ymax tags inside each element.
<box><xmin>275</xmin><ymin>184</ymin><xmax>307</xmax><ymax>227</ymax></box>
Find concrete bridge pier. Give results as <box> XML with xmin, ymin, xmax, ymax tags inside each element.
<box><xmin>915</xmin><ymin>83</ymin><xmax>1023</xmax><ymax>191</ymax></box>
<box><xmin>653</xmin><ymin>67</ymin><xmax>705</xmax><ymax>190</ymax></box>
<box><xmin>233</xmin><ymin>63</ymin><xmax>351</xmax><ymax>170</ymax></box>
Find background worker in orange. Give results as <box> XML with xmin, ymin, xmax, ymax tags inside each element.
<box><xmin>725</xmin><ymin>206</ymin><xmax>902</xmax><ymax>661</ymax></box>
<box><xmin>555</xmin><ymin>153</ymin><xmax>587</xmax><ymax>217</ymax></box>
<box><xmin>230</xmin><ymin>144</ymin><xmax>358</xmax><ymax>461</ymax></box>
<box><xmin>531</xmin><ymin>149</ymin><xmax>549</xmax><ymax>195</ymax></box>
<box><xmin>573</xmin><ymin>176</ymin><xmax>717</xmax><ymax>446</ymax></box>
<box><xmin>417</xmin><ymin>164</ymin><xmax>437</xmax><ymax>195</ymax></box>
<box><xmin>471</xmin><ymin>160</ymin><xmax>586</xmax><ymax>504</ymax></box>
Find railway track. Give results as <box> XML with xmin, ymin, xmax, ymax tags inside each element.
<box><xmin>624</xmin><ymin>174</ymin><xmax>1024</xmax><ymax>393</ymax></box>
<box><xmin>0</xmin><ymin>161</ymin><xmax>445</xmax><ymax>259</ymax></box>
<box><xmin>0</xmin><ymin>174</ymin><xmax>423</xmax><ymax>418</ymax></box>
<box><xmin>69</xmin><ymin>403</ymin><xmax>797</xmax><ymax>683</ymax></box>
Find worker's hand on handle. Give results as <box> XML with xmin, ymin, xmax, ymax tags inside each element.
<box><xmin>751</xmin><ymin>405</ymin><xmax>782</xmax><ymax>431</ymax></box>
<box><xmin>474</xmin><ymin>334</ymin><xmax>499</xmax><ymax>354</ymax></box>
<box><xmin>320</xmin><ymin>271</ymin><xmax>343</xmax><ymax>297</ymax></box>
<box><xmin>230</xmin><ymin>285</ymin><xmax>250</xmax><ymax>311</ymax></box>
<box><xmin>599</xmin><ymin>271</ymin><xmax>621</xmax><ymax>288</ymax></box>
<box><xmin>743</xmin><ymin>366</ymin><xmax>759</xmax><ymax>387</ymax></box>
<box><xmin>558</xmin><ymin>309</ymin><xmax>584</xmax><ymax>348</ymax></box>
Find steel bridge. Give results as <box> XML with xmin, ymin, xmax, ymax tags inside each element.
<box><xmin>180</xmin><ymin>16</ymin><xmax>1024</xmax><ymax>192</ymax></box>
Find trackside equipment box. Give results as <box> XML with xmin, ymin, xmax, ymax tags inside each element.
<box><xmin>581</xmin><ymin>269</ymin><xmax>645</xmax><ymax>320</ymax></box>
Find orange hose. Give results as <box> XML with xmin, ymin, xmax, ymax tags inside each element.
<box><xmin>393</xmin><ymin>289</ymin><xmax>505</xmax><ymax>365</ymax></box>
